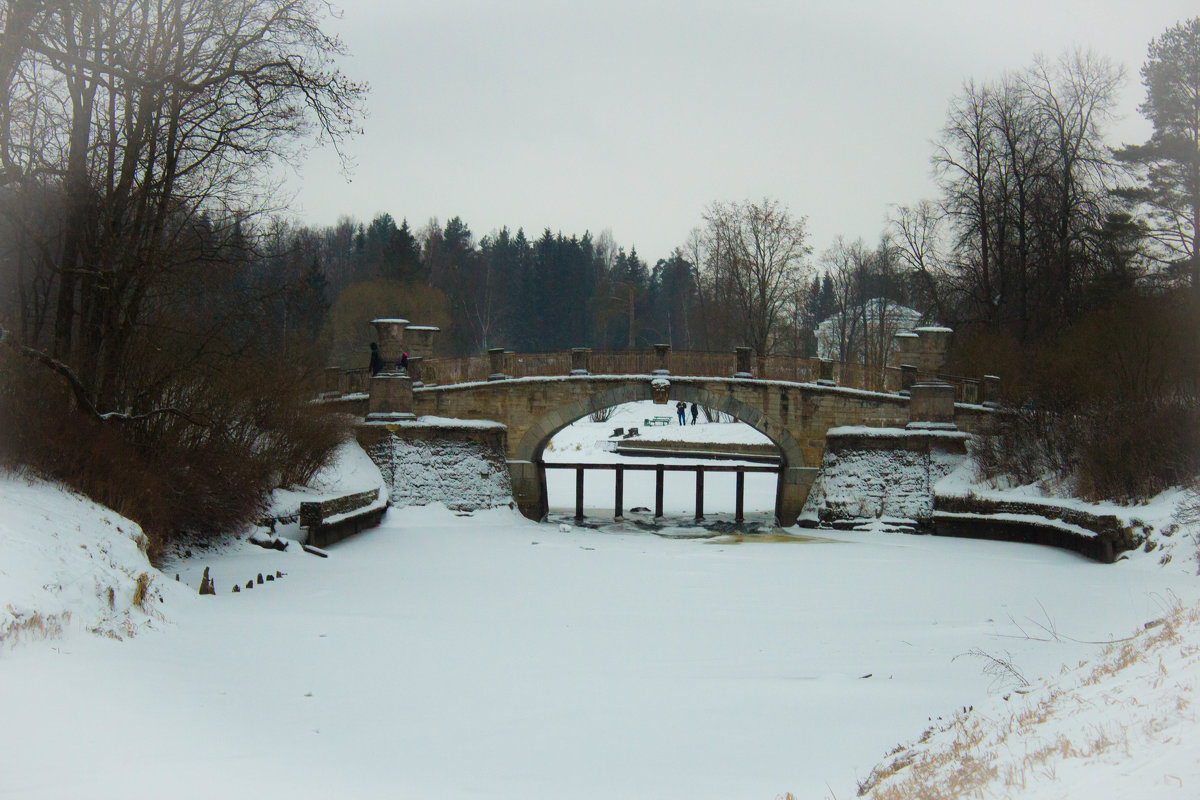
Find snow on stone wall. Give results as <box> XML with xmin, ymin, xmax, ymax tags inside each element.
<box><xmin>368</xmin><ymin>435</ymin><xmax>513</xmax><ymax>511</ymax></box>
<box><xmin>804</xmin><ymin>431</ymin><xmax>968</xmax><ymax>524</ymax></box>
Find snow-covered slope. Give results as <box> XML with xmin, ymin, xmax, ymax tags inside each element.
<box><xmin>0</xmin><ymin>469</ymin><xmax>180</xmax><ymax>646</ymax></box>
<box><xmin>858</xmin><ymin>598</ymin><xmax>1200</xmax><ymax>799</ymax></box>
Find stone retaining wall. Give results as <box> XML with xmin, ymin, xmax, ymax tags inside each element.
<box><xmin>932</xmin><ymin>495</ymin><xmax>1140</xmax><ymax>563</ymax></box>
<box><xmin>300</xmin><ymin>490</ymin><xmax>387</xmax><ymax>548</ymax></box>
<box><xmin>357</xmin><ymin>419</ymin><xmax>513</xmax><ymax>512</ymax></box>
<box><xmin>803</xmin><ymin>429</ymin><xmax>971</xmax><ymax>524</ymax></box>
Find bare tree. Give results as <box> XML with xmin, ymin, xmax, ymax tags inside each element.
<box><xmin>930</xmin><ymin>50</ymin><xmax>1123</xmax><ymax>337</ymax></box>
<box><xmin>1024</xmin><ymin>49</ymin><xmax>1124</xmax><ymax>320</ymax></box>
<box><xmin>0</xmin><ymin>0</ymin><xmax>366</xmax><ymax>412</ymax></box>
<box><xmin>701</xmin><ymin>198</ymin><xmax>811</xmax><ymax>355</ymax></box>
<box><xmin>891</xmin><ymin>200</ymin><xmax>949</xmax><ymax>322</ymax></box>
<box><xmin>819</xmin><ymin>236</ymin><xmax>866</xmax><ymax>364</ymax></box>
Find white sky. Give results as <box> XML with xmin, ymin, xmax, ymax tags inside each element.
<box><xmin>284</xmin><ymin>0</ymin><xmax>1197</xmax><ymax>262</ymax></box>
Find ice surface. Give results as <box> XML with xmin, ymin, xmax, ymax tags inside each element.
<box><xmin>2</xmin><ymin>420</ymin><xmax>1199</xmax><ymax>799</ymax></box>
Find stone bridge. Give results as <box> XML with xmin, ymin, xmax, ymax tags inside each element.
<box><xmin>341</xmin><ymin>318</ymin><xmax>997</xmax><ymax>526</ymax></box>
<box><xmin>391</xmin><ymin>373</ymin><xmax>992</xmax><ymax>525</ymax></box>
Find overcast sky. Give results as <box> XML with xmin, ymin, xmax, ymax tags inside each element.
<box><xmin>285</xmin><ymin>0</ymin><xmax>1197</xmax><ymax>263</ymax></box>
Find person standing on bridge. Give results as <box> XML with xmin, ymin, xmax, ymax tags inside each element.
<box><xmin>368</xmin><ymin>342</ymin><xmax>384</xmax><ymax>377</ymax></box>
<box><xmin>398</xmin><ymin>352</ymin><xmax>408</xmax><ymax>373</ymax></box>
<box><xmin>690</xmin><ymin>402</ymin><xmax>699</xmax><ymax>425</ymax></box>
<box><xmin>676</xmin><ymin>400</ymin><xmax>686</xmax><ymax>425</ymax></box>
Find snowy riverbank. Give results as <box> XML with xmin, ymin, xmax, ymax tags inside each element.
<box><xmin>2</xmin><ymin>409</ymin><xmax>1198</xmax><ymax>798</ymax></box>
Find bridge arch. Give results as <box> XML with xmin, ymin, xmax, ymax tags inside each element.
<box><xmin>509</xmin><ymin>380</ymin><xmax>812</xmax><ymax>526</ymax></box>
<box><xmin>513</xmin><ymin>382</ymin><xmax>806</xmax><ymax>469</ymax></box>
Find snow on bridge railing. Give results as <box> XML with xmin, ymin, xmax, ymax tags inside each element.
<box><xmin>322</xmin><ymin>349</ymin><xmax>983</xmax><ymax>401</ymax></box>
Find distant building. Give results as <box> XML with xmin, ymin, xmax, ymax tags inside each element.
<box><xmin>815</xmin><ymin>299</ymin><xmax>926</xmax><ymax>363</ymax></box>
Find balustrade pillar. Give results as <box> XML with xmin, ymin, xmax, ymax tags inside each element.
<box><xmin>570</xmin><ymin>347</ymin><xmax>591</xmax><ymax>376</ymax></box>
<box><xmin>734</xmin><ymin>346</ymin><xmax>754</xmax><ymax>378</ymax></box>
<box><xmin>487</xmin><ymin>347</ymin><xmax>505</xmax><ymax>381</ymax></box>
<box><xmin>367</xmin><ymin>373</ymin><xmax>414</xmax><ymax>420</ymax></box>
<box><xmin>407</xmin><ymin>356</ymin><xmax>423</xmax><ymax>387</ymax></box>
<box><xmin>962</xmin><ymin>378</ymin><xmax>979</xmax><ymax>405</ymax></box>
<box><xmin>907</xmin><ymin>381</ymin><xmax>956</xmax><ymax>429</ymax></box>
<box><xmin>653</xmin><ymin>343</ymin><xmax>671</xmax><ymax>375</ymax></box>
<box><xmin>817</xmin><ymin>358</ymin><xmax>835</xmax><ymax>385</ymax></box>
<box><xmin>981</xmin><ymin>374</ymin><xmax>1001</xmax><ymax>407</ymax></box>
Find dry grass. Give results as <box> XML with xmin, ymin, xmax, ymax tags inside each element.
<box><xmin>856</xmin><ymin>598</ymin><xmax>1200</xmax><ymax>799</ymax></box>
<box><xmin>132</xmin><ymin>572</ymin><xmax>152</xmax><ymax>609</ymax></box>
<box><xmin>0</xmin><ymin>610</ymin><xmax>70</xmax><ymax>649</ymax></box>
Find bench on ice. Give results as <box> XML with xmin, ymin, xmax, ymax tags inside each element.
<box><xmin>644</xmin><ymin>416</ymin><xmax>672</xmax><ymax>426</ymax></box>
<box><xmin>300</xmin><ymin>488</ymin><xmax>388</xmax><ymax>548</ymax></box>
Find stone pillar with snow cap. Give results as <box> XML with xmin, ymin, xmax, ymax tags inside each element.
<box><xmin>734</xmin><ymin>346</ymin><xmax>754</xmax><ymax>378</ymax></box>
<box><xmin>570</xmin><ymin>348</ymin><xmax>591</xmax><ymax>376</ymax></box>
<box><xmin>403</xmin><ymin>325</ymin><xmax>439</xmax><ymax>359</ymax></box>
<box><xmin>907</xmin><ymin>381</ymin><xmax>957</xmax><ymax>430</ymax></box>
<box><xmin>407</xmin><ymin>356</ymin><xmax>423</xmax><ymax>387</ymax></box>
<box><xmin>371</xmin><ymin>318</ymin><xmax>409</xmax><ymax>367</ymax></box>
<box><xmin>981</xmin><ymin>374</ymin><xmax>1001</xmax><ymax>407</ymax></box>
<box><xmin>653</xmin><ymin>344</ymin><xmax>671</xmax><ymax>375</ymax></box>
<box><xmin>487</xmin><ymin>347</ymin><xmax>505</xmax><ymax>380</ymax></box>
<box><xmin>892</xmin><ymin>331</ymin><xmax>920</xmax><ymax>370</ymax></box>
<box><xmin>913</xmin><ymin>326</ymin><xmax>953</xmax><ymax>374</ymax></box>
<box><xmin>367</xmin><ymin>373</ymin><xmax>415</xmax><ymax>420</ymax></box>
<box><xmin>817</xmin><ymin>359</ymin><xmax>835</xmax><ymax>385</ymax></box>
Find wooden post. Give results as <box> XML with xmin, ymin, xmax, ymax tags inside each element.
<box><xmin>614</xmin><ymin>465</ymin><xmax>624</xmax><ymax>520</ymax></box>
<box><xmin>655</xmin><ymin>467</ymin><xmax>664</xmax><ymax>518</ymax></box>
<box><xmin>735</xmin><ymin>468</ymin><xmax>745</xmax><ymax>523</ymax></box>
<box><xmin>695</xmin><ymin>469</ymin><xmax>705</xmax><ymax>521</ymax></box>
<box><xmin>575</xmin><ymin>467</ymin><xmax>584</xmax><ymax>522</ymax></box>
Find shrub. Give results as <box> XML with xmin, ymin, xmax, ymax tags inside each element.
<box><xmin>975</xmin><ymin>401</ymin><xmax>1200</xmax><ymax>502</ymax></box>
<box><xmin>0</xmin><ymin>346</ymin><xmax>348</xmax><ymax>562</ymax></box>
<box><xmin>964</xmin><ymin>290</ymin><xmax>1199</xmax><ymax>502</ymax></box>
<box><xmin>588</xmin><ymin>406</ymin><xmax>615</xmax><ymax>423</ymax></box>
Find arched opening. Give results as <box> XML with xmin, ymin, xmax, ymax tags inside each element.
<box><xmin>510</xmin><ymin>382</ymin><xmax>809</xmax><ymax>526</ymax></box>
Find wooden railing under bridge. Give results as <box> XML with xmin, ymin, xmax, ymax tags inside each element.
<box><xmin>545</xmin><ymin>461</ymin><xmax>781</xmax><ymax>523</ymax></box>
<box><xmin>325</xmin><ymin>348</ymin><xmax>996</xmax><ymax>405</ymax></box>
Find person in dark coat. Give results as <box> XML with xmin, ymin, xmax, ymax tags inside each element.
<box><xmin>690</xmin><ymin>402</ymin><xmax>699</xmax><ymax>425</ymax></box>
<box><xmin>398</xmin><ymin>352</ymin><xmax>409</xmax><ymax>373</ymax></box>
<box><xmin>368</xmin><ymin>342</ymin><xmax>384</xmax><ymax>376</ymax></box>
<box><xmin>676</xmin><ymin>400</ymin><xmax>686</xmax><ymax>425</ymax></box>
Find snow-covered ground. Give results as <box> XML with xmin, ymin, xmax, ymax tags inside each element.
<box><xmin>2</xmin><ymin>405</ymin><xmax>1199</xmax><ymax>799</ymax></box>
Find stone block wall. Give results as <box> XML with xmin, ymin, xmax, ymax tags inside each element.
<box><xmin>803</xmin><ymin>429</ymin><xmax>971</xmax><ymax>524</ymax></box>
<box><xmin>299</xmin><ymin>490</ymin><xmax>379</xmax><ymax>528</ymax></box>
<box><xmin>357</xmin><ymin>420</ymin><xmax>512</xmax><ymax>511</ymax></box>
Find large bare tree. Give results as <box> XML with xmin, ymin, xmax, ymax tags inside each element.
<box><xmin>701</xmin><ymin>198</ymin><xmax>811</xmax><ymax>355</ymax></box>
<box><xmin>0</xmin><ymin>0</ymin><xmax>365</xmax><ymax>413</ymax></box>
<box><xmin>931</xmin><ymin>49</ymin><xmax>1122</xmax><ymax>338</ymax></box>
